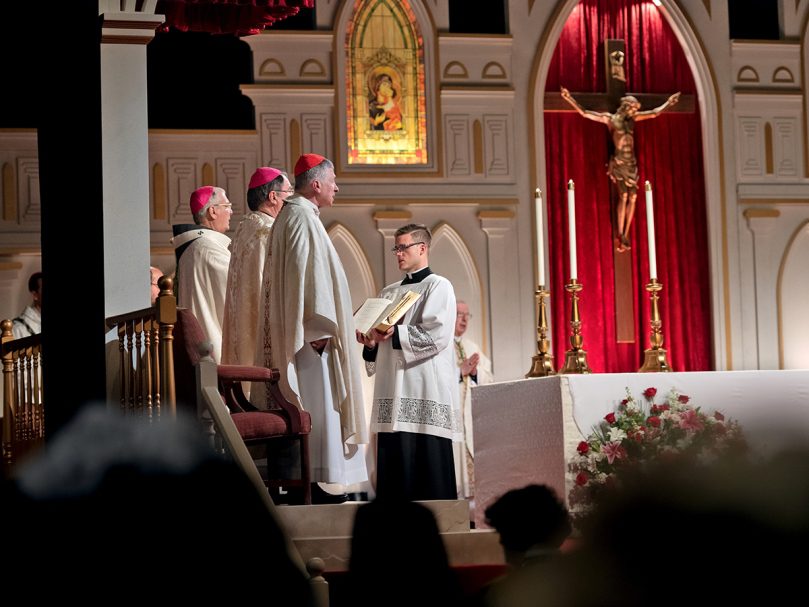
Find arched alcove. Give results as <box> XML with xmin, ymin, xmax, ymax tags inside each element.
<box><xmin>429</xmin><ymin>222</ymin><xmax>487</xmax><ymax>354</ymax></box>
<box><xmin>778</xmin><ymin>220</ymin><xmax>809</xmax><ymax>368</ymax></box>
<box><xmin>530</xmin><ymin>0</ymin><xmax>729</xmax><ymax>369</ymax></box>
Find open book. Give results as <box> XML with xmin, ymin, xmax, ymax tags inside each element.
<box><xmin>354</xmin><ymin>290</ymin><xmax>420</xmax><ymax>336</ymax></box>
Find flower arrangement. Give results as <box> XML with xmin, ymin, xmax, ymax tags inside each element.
<box><xmin>568</xmin><ymin>387</ymin><xmax>746</xmax><ymax>514</ymax></box>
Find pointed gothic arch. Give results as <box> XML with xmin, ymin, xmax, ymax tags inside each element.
<box><xmin>429</xmin><ymin>222</ymin><xmax>488</xmax><ymax>355</ymax></box>
<box><xmin>327</xmin><ymin>222</ymin><xmax>377</xmax><ymax>305</ymax></box>
<box><xmin>529</xmin><ymin>0</ymin><xmax>733</xmax><ymax>369</ymax></box>
<box><xmin>777</xmin><ymin>219</ymin><xmax>809</xmax><ymax>369</ymax></box>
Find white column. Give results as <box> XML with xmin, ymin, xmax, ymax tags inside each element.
<box><xmin>480</xmin><ymin>210</ymin><xmax>522</xmax><ymax>380</ymax></box>
<box><xmin>99</xmin><ymin>11</ymin><xmax>164</xmax><ymax>317</ymax></box>
<box><xmin>744</xmin><ymin>208</ymin><xmax>781</xmax><ymax>369</ymax></box>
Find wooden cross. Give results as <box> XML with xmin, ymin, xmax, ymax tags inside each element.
<box><xmin>544</xmin><ymin>39</ymin><xmax>694</xmax><ymax>344</ymax></box>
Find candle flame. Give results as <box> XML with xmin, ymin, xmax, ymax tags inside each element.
<box><xmin>568</xmin><ymin>179</ymin><xmax>574</xmax><ymax>190</ymax></box>
<box><xmin>645</xmin><ymin>181</ymin><xmax>652</xmax><ymax>191</ymax></box>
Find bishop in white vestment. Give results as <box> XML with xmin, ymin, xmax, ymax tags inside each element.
<box><xmin>172</xmin><ymin>186</ymin><xmax>233</xmax><ymax>363</ymax></box>
<box><xmin>264</xmin><ymin>154</ymin><xmax>368</xmax><ymax>487</ymax></box>
<box><xmin>221</xmin><ymin>167</ymin><xmax>291</xmax><ymax>372</ymax></box>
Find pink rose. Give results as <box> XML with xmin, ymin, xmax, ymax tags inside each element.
<box><xmin>575</xmin><ymin>471</ymin><xmax>589</xmax><ymax>486</ymax></box>
<box><xmin>646</xmin><ymin>415</ymin><xmax>661</xmax><ymax>428</ymax></box>
<box><xmin>714</xmin><ymin>411</ymin><xmax>725</xmax><ymax>421</ymax></box>
<box><xmin>678</xmin><ymin>394</ymin><xmax>690</xmax><ymax>404</ymax></box>
<box><xmin>643</xmin><ymin>387</ymin><xmax>657</xmax><ymax>399</ymax></box>
<box><xmin>577</xmin><ymin>441</ymin><xmax>590</xmax><ymax>455</ymax></box>
<box><xmin>605</xmin><ymin>412</ymin><xmax>616</xmax><ymax>424</ymax></box>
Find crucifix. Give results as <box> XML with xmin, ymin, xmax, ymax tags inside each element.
<box><xmin>544</xmin><ymin>39</ymin><xmax>694</xmax><ymax>343</ymax></box>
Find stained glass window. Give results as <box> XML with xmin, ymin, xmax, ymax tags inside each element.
<box><xmin>345</xmin><ymin>0</ymin><xmax>427</xmax><ymax>165</ymax></box>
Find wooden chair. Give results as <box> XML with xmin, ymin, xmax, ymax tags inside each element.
<box><xmin>173</xmin><ymin>307</ymin><xmax>312</xmax><ymax>505</ymax></box>
<box><xmin>1</xmin><ymin>320</ymin><xmax>44</xmax><ymax>476</ymax></box>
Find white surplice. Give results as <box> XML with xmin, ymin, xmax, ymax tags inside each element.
<box><xmin>221</xmin><ymin>211</ymin><xmax>274</xmax><ymax>368</ymax></box>
<box><xmin>453</xmin><ymin>335</ymin><xmax>493</xmax><ymax>498</ymax></box>
<box><xmin>12</xmin><ymin>305</ymin><xmax>41</xmax><ymax>339</ymax></box>
<box><xmin>264</xmin><ymin>195</ymin><xmax>368</xmax><ymax>485</ymax></box>
<box><xmin>367</xmin><ymin>274</ymin><xmax>462</xmax><ymax>442</ymax></box>
<box><xmin>173</xmin><ymin>227</ymin><xmax>231</xmax><ymax>363</ymax></box>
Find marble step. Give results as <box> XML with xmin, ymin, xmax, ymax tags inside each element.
<box><xmin>276</xmin><ymin>499</ymin><xmax>472</xmax><ymax>539</ymax></box>
<box><xmin>276</xmin><ymin>499</ymin><xmax>504</xmax><ymax>572</ymax></box>
<box><xmin>292</xmin><ymin>529</ymin><xmax>504</xmax><ymax>572</ymax></box>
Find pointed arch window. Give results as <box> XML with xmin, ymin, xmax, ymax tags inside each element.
<box><xmin>345</xmin><ymin>0</ymin><xmax>428</xmax><ymax>165</ymax></box>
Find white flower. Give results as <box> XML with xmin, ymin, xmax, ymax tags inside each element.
<box><xmin>608</xmin><ymin>427</ymin><xmax>627</xmax><ymax>442</ymax></box>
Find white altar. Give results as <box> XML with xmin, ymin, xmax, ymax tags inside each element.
<box><xmin>471</xmin><ymin>370</ymin><xmax>809</xmax><ymax>528</ymax></box>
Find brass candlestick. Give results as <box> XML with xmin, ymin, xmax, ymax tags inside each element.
<box><xmin>559</xmin><ymin>280</ymin><xmax>591</xmax><ymax>374</ymax></box>
<box><xmin>638</xmin><ymin>279</ymin><xmax>671</xmax><ymax>372</ymax></box>
<box><xmin>526</xmin><ymin>285</ymin><xmax>555</xmax><ymax>377</ymax></box>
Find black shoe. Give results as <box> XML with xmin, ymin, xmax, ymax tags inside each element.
<box><xmin>311</xmin><ymin>483</ymin><xmax>349</xmax><ymax>504</ymax></box>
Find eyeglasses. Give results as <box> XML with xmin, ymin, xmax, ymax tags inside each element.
<box><xmin>215</xmin><ymin>203</ymin><xmax>233</xmax><ymax>212</ymax></box>
<box><xmin>272</xmin><ymin>188</ymin><xmax>295</xmax><ymax>194</ymax></box>
<box><xmin>457</xmin><ymin>313</ymin><xmax>472</xmax><ymax>320</ymax></box>
<box><xmin>391</xmin><ymin>242</ymin><xmax>425</xmax><ymax>254</ymax></box>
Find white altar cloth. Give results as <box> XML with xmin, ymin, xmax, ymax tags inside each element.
<box><xmin>471</xmin><ymin>369</ymin><xmax>809</xmax><ymax>528</ymax></box>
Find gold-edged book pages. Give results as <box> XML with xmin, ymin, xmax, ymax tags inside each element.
<box><xmin>353</xmin><ymin>290</ymin><xmax>420</xmax><ymax>336</ymax></box>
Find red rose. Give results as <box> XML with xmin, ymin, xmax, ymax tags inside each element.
<box><xmin>659</xmin><ymin>404</ymin><xmax>670</xmax><ymax>412</ymax></box>
<box><xmin>577</xmin><ymin>441</ymin><xmax>589</xmax><ymax>454</ymax></box>
<box><xmin>678</xmin><ymin>394</ymin><xmax>690</xmax><ymax>404</ymax></box>
<box><xmin>647</xmin><ymin>416</ymin><xmax>661</xmax><ymax>428</ymax></box>
<box><xmin>575</xmin><ymin>471</ymin><xmax>588</xmax><ymax>486</ymax></box>
<box><xmin>714</xmin><ymin>411</ymin><xmax>725</xmax><ymax>421</ymax></box>
<box><xmin>643</xmin><ymin>388</ymin><xmax>657</xmax><ymax>399</ymax></box>
<box><xmin>620</xmin><ymin>399</ymin><xmax>628</xmax><ymax>406</ymax></box>
<box><xmin>650</xmin><ymin>404</ymin><xmax>660</xmax><ymax>414</ymax></box>
<box><xmin>604</xmin><ymin>412</ymin><xmax>616</xmax><ymax>424</ymax></box>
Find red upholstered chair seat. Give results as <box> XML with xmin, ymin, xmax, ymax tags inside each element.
<box><xmin>232</xmin><ymin>410</ymin><xmax>312</xmax><ymax>440</ymax></box>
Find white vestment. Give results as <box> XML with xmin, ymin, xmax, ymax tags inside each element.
<box><xmin>265</xmin><ymin>195</ymin><xmax>368</xmax><ymax>485</ymax></box>
<box><xmin>173</xmin><ymin>227</ymin><xmax>231</xmax><ymax>363</ymax></box>
<box><xmin>12</xmin><ymin>305</ymin><xmax>41</xmax><ymax>339</ymax></box>
<box><xmin>221</xmin><ymin>211</ymin><xmax>274</xmax><ymax>367</ymax></box>
<box><xmin>453</xmin><ymin>335</ymin><xmax>493</xmax><ymax>498</ymax></box>
<box><xmin>367</xmin><ymin>274</ymin><xmax>462</xmax><ymax>442</ymax></box>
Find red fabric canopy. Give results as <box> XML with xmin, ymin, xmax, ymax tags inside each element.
<box><xmin>156</xmin><ymin>0</ymin><xmax>314</xmax><ymax>36</ymax></box>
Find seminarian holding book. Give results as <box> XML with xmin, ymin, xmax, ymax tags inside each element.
<box><xmin>356</xmin><ymin>223</ymin><xmax>461</xmax><ymax>501</ymax></box>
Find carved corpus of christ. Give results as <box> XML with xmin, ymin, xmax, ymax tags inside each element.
<box><xmin>560</xmin><ymin>86</ymin><xmax>680</xmax><ymax>252</ymax></box>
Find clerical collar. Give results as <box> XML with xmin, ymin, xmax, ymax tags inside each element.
<box><xmin>402</xmin><ymin>266</ymin><xmax>432</xmax><ymax>285</ymax></box>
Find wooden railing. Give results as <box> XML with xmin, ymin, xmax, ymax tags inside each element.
<box><xmin>1</xmin><ymin>321</ymin><xmax>44</xmax><ymax>475</ymax></box>
<box><xmin>1</xmin><ymin>277</ymin><xmax>179</xmax><ymax>477</ymax></box>
<box><xmin>104</xmin><ymin>276</ymin><xmax>177</xmax><ymax>420</ymax></box>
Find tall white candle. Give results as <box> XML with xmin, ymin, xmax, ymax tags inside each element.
<box><xmin>567</xmin><ymin>180</ymin><xmax>577</xmax><ymax>280</ymax></box>
<box><xmin>534</xmin><ymin>188</ymin><xmax>545</xmax><ymax>286</ymax></box>
<box><xmin>645</xmin><ymin>181</ymin><xmax>658</xmax><ymax>280</ymax></box>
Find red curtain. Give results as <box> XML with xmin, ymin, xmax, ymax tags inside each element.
<box><xmin>156</xmin><ymin>0</ymin><xmax>314</xmax><ymax>35</ymax></box>
<box><xmin>544</xmin><ymin>0</ymin><xmax>712</xmax><ymax>372</ymax></box>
